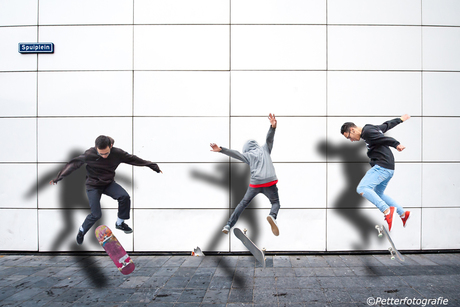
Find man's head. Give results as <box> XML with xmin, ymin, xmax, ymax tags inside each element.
<box><xmin>341</xmin><ymin>122</ymin><xmax>361</xmax><ymax>142</ymax></box>
<box><xmin>95</xmin><ymin>135</ymin><xmax>114</xmax><ymax>158</ymax></box>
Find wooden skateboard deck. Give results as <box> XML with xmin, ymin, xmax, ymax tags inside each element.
<box><xmin>375</xmin><ymin>225</ymin><xmax>405</xmax><ymax>261</ymax></box>
<box><xmin>234</xmin><ymin>228</ymin><xmax>265</xmax><ymax>268</ymax></box>
<box><xmin>95</xmin><ymin>225</ymin><xmax>135</xmax><ymax>275</ymax></box>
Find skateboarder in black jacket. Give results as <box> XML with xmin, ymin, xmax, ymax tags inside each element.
<box><xmin>341</xmin><ymin>115</ymin><xmax>411</xmax><ymax>231</ymax></box>
<box><xmin>50</xmin><ymin>135</ymin><xmax>162</xmax><ymax>244</ymax></box>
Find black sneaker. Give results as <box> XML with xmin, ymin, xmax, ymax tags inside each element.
<box><xmin>76</xmin><ymin>230</ymin><xmax>84</xmax><ymax>245</ymax></box>
<box><xmin>115</xmin><ymin>222</ymin><xmax>133</xmax><ymax>234</ymax></box>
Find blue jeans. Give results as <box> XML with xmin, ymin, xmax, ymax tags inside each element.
<box><xmin>357</xmin><ymin>165</ymin><xmax>404</xmax><ymax>216</ymax></box>
<box><xmin>227</xmin><ymin>184</ymin><xmax>280</xmax><ymax>228</ymax></box>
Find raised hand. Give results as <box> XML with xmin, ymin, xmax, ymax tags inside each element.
<box><xmin>400</xmin><ymin>114</ymin><xmax>411</xmax><ymax>122</ymax></box>
<box><xmin>210</xmin><ymin>143</ymin><xmax>222</xmax><ymax>152</ymax></box>
<box><xmin>268</xmin><ymin>113</ymin><xmax>277</xmax><ymax>128</ymax></box>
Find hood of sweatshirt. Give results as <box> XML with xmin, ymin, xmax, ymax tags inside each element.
<box><xmin>242</xmin><ymin>140</ymin><xmax>260</xmax><ymax>153</ymax></box>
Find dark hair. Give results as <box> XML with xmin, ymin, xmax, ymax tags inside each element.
<box><xmin>95</xmin><ymin>135</ymin><xmax>114</xmax><ymax>149</ymax></box>
<box><xmin>340</xmin><ymin>122</ymin><xmax>357</xmax><ymax>135</ymax></box>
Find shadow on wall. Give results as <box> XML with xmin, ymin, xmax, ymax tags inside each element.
<box><xmin>191</xmin><ymin>163</ymin><xmax>261</xmax><ymax>251</ymax></box>
<box><xmin>317</xmin><ymin>140</ymin><xmax>375</xmax><ymax>250</ymax></box>
<box><xmin>190</xmin><ymin>162</ymin><xmax>257</xmax><ymax>287</ymax></box>
<box><xmin>25</xmin><ymin>148</ymin><xmax>132</xmax><ymax>287</ymax></box>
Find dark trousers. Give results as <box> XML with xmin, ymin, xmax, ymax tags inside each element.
<box><xmin>227</xmin><ymin>184</ymin><xmax>280</xmax><ymax>228</ymax></box>
<box><xmin>81</xmin><ymin>181</ymin><xmax>130</xmax><ymax>234</ymax></box>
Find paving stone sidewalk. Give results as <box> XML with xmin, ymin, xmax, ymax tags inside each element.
<box><xmin>0</xmin><ymin>253</ymin><xmax>459</xmax><ymax>306</ymax></box>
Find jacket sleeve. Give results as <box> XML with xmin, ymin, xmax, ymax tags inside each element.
<box><xmin>220</xmin><ymin>147</ymin><xmax>250</xmax><ymax>164</ymax></box>
<box><xmin>364</xmin><ymin>127</ymin><xmax>400</xmax><ymax>149</ymax></box>
<box><xmin>378</xmin><ymin>118</ymin><xmax>403</xmax><ymax>133</ymax></box>
<box><xmin>121</xmin><ymin>150</ymin><xmax>161</xmax><ymax>173</ymax></box>
<box><xmin>264</xmin><ymin>126</ymin><xmax>276</xmax><ymax>154</ymax></box>
<box><xmin>52</xmin><ymin>154</ymin><xmax>86</xmax><ymax>184</ymax></box>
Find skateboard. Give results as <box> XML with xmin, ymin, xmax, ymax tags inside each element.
<box><xmin>375</xmin><ymin>225</ymin><xmax>405</xmax><ymax>261</ymax></box>
<box><xmin>95</xmin><ymin>225</ymin><xmax>135</xmax><ymax>275</ymax></box>
<box><xmin>234</xmin><ymin>228</ymin><xmax>266</xmax><ymax>268</ymax></box>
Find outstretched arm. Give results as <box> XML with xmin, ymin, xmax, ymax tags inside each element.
<box><xmin>265</xmin><ymin>113</ymin><xmax>277</xmax><ymax>153</ymax></box>
<box><xmin>122</xmin><ymin>151</ymin><xmax>162</xmax><ymax>173</ymax></box>
<box><xmin>210</xmin><ymin>143</ymin><xmax>249</xmax><ymax>164</ymax></box>
<box><xmin>49</xmin><ymin>155</ymin><xmax>85</xmax><ymax>185</ymax></box>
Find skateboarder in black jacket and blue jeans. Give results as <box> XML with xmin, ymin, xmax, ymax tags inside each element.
<box><xmin>341</xmin><ymin>115</ymin><xmax>411</xmax><ymax>231</ymax></box>
<box><xmin>210</xmin><ymin>113</ymin><xmax>280</xmax><ymax>236</ymax></box>
<box><xmin>50</xmin><ymin>136</ymin><xmax>162</xmax><ymax>245</ymax></box>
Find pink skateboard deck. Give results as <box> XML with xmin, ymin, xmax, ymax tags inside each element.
<box><xmin>95</xmin><ymin>225</ymin><xmax>135</xmax><ymax>275</ymax></box>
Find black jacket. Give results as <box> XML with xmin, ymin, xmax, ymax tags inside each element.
<box><xmin>52</xmin><ymin>147</ymin><xmax>160</xmax><ymax>188</ymax></box>
<box><xmin>361</xmin><ymin>118</ymin><xmax>403</xmax><ymax>170</ymax></box>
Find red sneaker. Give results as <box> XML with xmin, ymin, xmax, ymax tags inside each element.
<box><xmin>384</xmin><ymin>207</ymin><xmax>395</xmax><ymax>231</ymax></box>
<box><xmin>401</xmin><ymin>211</ymin><xmax>411</xmax><ymax>227</ymax></box>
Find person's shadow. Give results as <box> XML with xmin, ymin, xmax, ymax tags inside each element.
<box><xmin>190</xmin><ymin>162</ymin><xmax>260</xmax><ymax>286</ymax></box>
<box><xmin>317</xmin><ymin>141</ymin><xmax>375</xmax><ymax>249</ymax></box>
<box><xmin>25</xmin><ymin>149</ymin><xmax>132</xmax><ymax>287</ymax></box>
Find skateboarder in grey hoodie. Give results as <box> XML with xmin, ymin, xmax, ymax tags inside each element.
<box><xmin>210</xmin><ymin>113</ymin><xmax>280</xmax><ymax>236</ymax></box>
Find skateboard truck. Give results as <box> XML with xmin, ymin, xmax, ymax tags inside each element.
<box><xmin>375</xmin><ymin>224</ymin><xmax>404</xmax><ymax>262</ymax></box>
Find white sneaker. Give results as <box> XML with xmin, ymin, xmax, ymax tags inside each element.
<box><xmin>267</xmin><ymin>215</ymin><xmax>279</xmax><ymax>236</ymax></box>
<box><xmin>222</xmin><ymin>225</ymin><xmax>230</xmax><ymax>234</ymax></box>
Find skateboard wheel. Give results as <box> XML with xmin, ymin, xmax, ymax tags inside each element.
<box><xmin>378</xmin><ymin>233</ymin><xmax>383</xmax><ymax>238</ymax></box>
<box><xmin>391</xmin><ymin>256</ymin><xmax>395</xmax><ymax>260</ymax></box>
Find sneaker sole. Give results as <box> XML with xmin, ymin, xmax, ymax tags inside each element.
<box><xmin>267</xmin><ymin>216</ymin><xmax>279</xmax><ymax>236</ymax></box>
<box><xmin>222</xmin><ymin>229</ymin><xmax>229</xmax><ymax>234</ymax></box>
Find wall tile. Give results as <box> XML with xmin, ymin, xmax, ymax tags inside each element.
<box><xmin>328</xmin><ymin>0</ymin><xmax>421</xmax><ymax>25</ymax></box>
<box><xmin>423</xmin><ymin>118</ymin><xmax>460</xmax><ymax>162</ymax></box>
<box><xmin>328</xmin><ymin>26</ymin><xmax>421</xmax><ymax>70</ymax></box>
<box><xmin>230</xmin><ymin>117</ymin><xmax>326</xmax><ymax>163</ymax></box>
<box><xmin>422</xmin><ymin>0</ymin><xmax>460</xmax><ymax>26</ymax></box>
<box><xmin>133</xmin><ymin>163</ymin><xmax>229</xmax><ymax>209</ymax></box>
<box><xmin>232</xmin><ymin>0</ymin><xmax>326</xmax><ymax>24</ymax></box>
<box><xmin>0</xmin><ymin>118</ymin><xmax>36</xmax><ymax>162</ymax></box>
<box><xmin>39</xmin><ymin>0</ymin><xmax>133</xmax><ymax>25</ymax></box>
<box><xmin>327</xmin><ymin>208</ymin><xmax>421</xmax><ymax>251</ymax></box>
<box><xmin>423</xmin><ymin>164</ymin><xmax>460</xmax><ymax>208</ymax></box>
<box><xmin>0</xmin><ymin>0</ymin><xmax>37</xmax><ymax>26</ymax></box>
<box><xmin>134</xmin><ymin>209</ymin><xmax>230</xmax><ymax>252</ymax></box>
<box><xmin>230</xmin><ymin>209</ymin><xmax>326</xmax><ymax>251</ymax></box>
<box><xmin>0</xmin><ymin>27</ymin><xmax>37</xmax><ymax>72</ymax></box>
<box><xmin>38</xmin><ymin>71</ymin><xmax>132</xmax><ymax>116</ymax></box>
<box><xmin>0</xmin><ymin>209</ymin><xmax>37</xmax><ymax>251</ymax></box>
<box><xmin>0</xmin><ymin>72</ymin><xmax>36</xmax><ymax>116</ymax></box>
<box><xmin>0</xmin><ymin>164</ymin><xmax>37</xmax><ymax>208</ymax></box>
<box><xmin>328</xmin><ymin>71</ymin><xmax>421</xmax><ymax>116</ymax></box>
<box><xmin>38</xmin><ymin>26</ymin><xmax>133</xmax><ymax>71</ymax></box>
<box><xmin>231</xmin><ymin>71</ymin><xmax>326</xmax><ymax>116</ymax></box>
<box><xmin>134</xmin><ymin>25</ymin><xmax>229</xmax><ymax>70</ymax></box>
<box><xmin>423</xmin><ymin>72</ymin><xmax>460</xmax><ymax>116</ymax></box>
<box><xmin>38</xmin><ymin>209</ymin><xmax>133</xmax><ymax>252</ymax></box>
<box><xmin>422</xmin><ymin>208</ymin><xmax>460</xmax><ymax>249</ymax></box>
<box><xmin>134</xmin><ymin>0</ymin><xmax>229</xmax><ymax>24</ymax></box>
<box><xmin>423</xmin><ymin>27</ymin><xmax>460</xmax><ymax>71</ymax></box>
<box><xmin>38</xmin><ymin>117</ymin><xmax>132</xmax><ymax>162</ymax></box>
<box><xmin>134</xmin><ymin>117</ymin><xmax>229</xmax><ymax>163</ymax></box>
<box><xmin>134</xmin><ymin>71</ymin><xmax>229</xmax><ymax>116</ymax></box>
<box><xmin>231</xmin><ymin>25</ymin><xmax>326</xmax><ymax>70</ymax></box>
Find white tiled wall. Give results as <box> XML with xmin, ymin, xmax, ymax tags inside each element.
<box><xmin>1</xmin><ymin>0</ymin><xmax>459</xmax><ymax>252</ymax></box>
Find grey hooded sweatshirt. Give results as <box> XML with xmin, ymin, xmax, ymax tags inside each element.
<box><xmin>220</xmin><ymin>126</ymin><xmax>277</xmax><ymax>186</ymax></box>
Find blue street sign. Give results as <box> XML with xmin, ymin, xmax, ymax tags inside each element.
<box><xmin>18</xmin><ymin>43</ymin><xmax>54</xmax><ymax>54</ymax></box>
